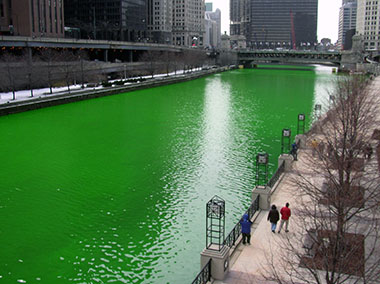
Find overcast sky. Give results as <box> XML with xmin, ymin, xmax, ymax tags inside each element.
<box><xmin>209</xmin><ymin>0</ymin><xmax>341</xmax><ymax>43</ymax></box>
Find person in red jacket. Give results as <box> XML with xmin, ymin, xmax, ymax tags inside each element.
<box><xmin>278</xmin><ymin>202</ymin><xmax>291</xmax><ymax>233</ymax></box>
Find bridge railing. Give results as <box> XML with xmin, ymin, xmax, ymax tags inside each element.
<box><xmin>223</xmin><ymin>195</ymin><xmax>260</xmax><ymax>248</ymax></box>
<box><xmin>267</xmin><ymin>160</ymin><xmax>285</xmax><ymax>189</ymax></box>
<box><xmin>191</xmin><ymin>259</ymin><xmax>211</xmax><ymax>284</ymax></box>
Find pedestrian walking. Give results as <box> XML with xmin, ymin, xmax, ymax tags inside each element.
<box><xmin>278</xmin><ymin>203</ymin><xmax>291</xmax><ymax>233</ymax></box>
<box><xmin>267</xmin><ymin>205</ymin><xmax>280</xmax><ymax>233</ymax></box>
<box><xmin>290</xmin><ymin>142</ymin><xmax>298</xmax><ymax>161</ymax></box>
<box><xmin>364</xmin><ymin>144</ymin><xmax>373</xmax><ymax>160</ymax></box>
<box><xmin>239</xmin><ymin>213</ymin><xmax>253</xmax><ymax>245</ymax></box>
<box><xmin>311</xmin><ymin>139</ymin><xmax>318</xmax><ymax>157</ymax></box>
<box><xmin>318</xmin><ymin>141</ymin><xmax>325</xmax><ymax>159</ymax></box>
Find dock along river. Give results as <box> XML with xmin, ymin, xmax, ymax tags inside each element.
<box><xmin>0</xmin><ymin>65</ymin><xmax>335</xmax><ymax>283</ymax></box>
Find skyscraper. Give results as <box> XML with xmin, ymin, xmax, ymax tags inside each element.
<box><xmin>230</xmin><ymin>0</ymin><xmax>250</xmax><ymax>48</ymax></box>
<box><xmin>231</xmin><ymin>0</ymin><xmax>318</xmax><ymax>49</ymax></box>
<box><xmin>172</xmin><ymin>0</ymin><xmax>205</xmax><ymax>46</ymax></box>
<box><xmin>338</xmin><ymin>0</ymin><xmax>357</xmax><ymax>50</ymax></box>
<box><xmin>205</xmin><ymin>5</ymin><xmax>221</xmax><ymax>48</ymax></box>
<box><xmin>147</xmin><ymin>0</ymin><xmax>172</xmax><ymax>43</ymax></box>
<box><xmin>356</xmin><ymin>0</ymin><xmax>380</xmax><ymax>50</ymax></box>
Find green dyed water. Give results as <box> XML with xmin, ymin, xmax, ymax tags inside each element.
<box><xmin>0</xmin><ymin>66</ymin><xmax>335</xmax><ymax>283</ymax></box>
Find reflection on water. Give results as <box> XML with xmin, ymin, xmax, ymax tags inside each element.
<box><xmin>0</xmin><ymin>66</ymin><xmax>335</xmax><ymax>283</ymax></box>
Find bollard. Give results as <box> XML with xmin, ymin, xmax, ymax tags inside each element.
<box><xmin>252</xmin><ymin>185</ymin><xmax>271</xmax><ymax>210</ymax></box>
<box><xmin>295</xmin><ymin>134</ymin><xmax>306</xmax><ymax>149</ymax></box>
<box><xmin>200</xmin><ymin>246</ymin><xmax>230</xmax><ymax>280</ymax></box>
<box><xmin>278</xmin><ymin>154</ymin><xmax>293</xmax><ymax>172</ymax></box>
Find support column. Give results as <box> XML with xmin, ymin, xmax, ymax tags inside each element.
<box><xmin>104</xmin><ymin>49</ymin><xmax>109</xmax><ymax>62</ymax></box>
<box><xmin>252</xmin><ymin>185</ymin><xmax>271</xmax><ymax>210</ymax></box>
<box><xmin>28</xmin><ymin>47</ymin><xmax>33</xmax><ymax>63</ymax></box>
<box><xmin>278</xmin><ymin>154</ymin><xmax>293</xmax><ymax>172</ymax></box>
<box><xmin>200</xmin><ymin>246</ymin><xmax>230</xmax><ymax>281</ymax></box>
<box><xmin>128</xmin><ymin>50</ymin><xmax>133</xmax><ymax>62</ymax></box>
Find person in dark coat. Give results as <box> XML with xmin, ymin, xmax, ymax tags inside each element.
<box><xmin>267</xmin><ymin>204</ymin><xmax>280</xmax><ymax>233</ymax></box>
<box><xmin>290</xmin><ymin>142</ymin><xmax>298</xmax><ymax>161</ymax></box>
<box><xmin>240</xmin><ymin>213</ymin><xmax>253</xmax><ymax>245</ymax></box>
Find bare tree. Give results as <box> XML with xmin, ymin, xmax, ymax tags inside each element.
<box><xmin>19</xmin><ymin>51</ymin><xmax>37</xmax><ymax>97</ymax></box>
<box><xmin>170</xmin><ymin>52</ymin><xmax>183</xmax><ymax>75</ymax></box>
<box><xmin>264</xmin><ymin>76</ymin><xmax>380</xmax><ymax>284</ymax></box>
<box><xmin>0</xmin><ymin>52</ymin><xmax>18</xmax><ymax>100</ymax></box>
<box><xmin>57</xmin><ymin>50</ymin><xmax>77</xmax><ymax>93</ymax></box>
<box><xmin>138</xmin><ymin>50</ymin><xmax>160</xmax><ymax>78</ymax></box>
<box><xmin>38</xmin><ymin>48</ymin><xmax>61</xmax><ymax>94</ymax></box>
<box><xmin>161</xmin><ymin>51</ymin><xmax>172</xmax><ymax>76</ymax></box>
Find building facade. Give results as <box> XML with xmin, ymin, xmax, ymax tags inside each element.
<box><xmin>205</xmin><ymin>4</ymin><xmax>221</xmax><ymax>48</ymax></box>
<box><xmin>172</xmin><ymin>0</ymin><xmax>205</xmax><ymax>46</ymax></box>
<box><xmin>64</xmin><ymin>0</ymin><xmax>147</xmax><ymax>41</ymax></box>
<box><xmin>0</xmin><ymin>0</ymin><xmax>64</xmax><ymax>37</ymax></box>
<box><xmin>231</xmin><ymin>0</ymin><xmax>318</xmax><ymax>50</ymax></box>
<box><xmin>356</xmin><ymin>0</ymin><xmax>380</xmax><ymax>50</ymax></box>
<box><xmin>147</xmin><ymin>0</ymin><xmax>172</xmax><ymax>43</ymax></box>
<box><xmin>230</xmin><ymin>0</ymin><xmax>250</xmax><ymax>49</ymax></box>
<box><xmin>338</xmin><ymin>0</ymin><xmax>357</xmax><ymax>50</ymax></box>
<box><xmin>205</xmin><ymin>11</ymin><xmax>217</xmax><ymax>48</ymax></box>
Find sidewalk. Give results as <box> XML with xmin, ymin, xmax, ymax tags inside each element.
<box><xmin>215</xmin><ymin>76</ymin><xmax>380</xmax><ymax>284</ymax></box>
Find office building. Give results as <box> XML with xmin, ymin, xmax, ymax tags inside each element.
<box><xmin>64</xmin><ymin>0</ymin><xmax>147</xmax><ymax>41</ymax></box>
<box><xmin>205</xmin><ymin>4</ymin><xmax>221</xmax><ymax>48</ymax></box>
<box><xmin>205</xmin><ymin>2</ymin><xmax>212</xmax><ymax>12</ymax></box>
<box><xmin>230</xmin><ymin>0</ymin><xmax>250</xmax><ymax>48</ymax></box>
<box><xmin>0</xmin><ymin>0</ymin><xmax>64</xmax><ymax>37</ymax></box>
<box><xmin>172</xmin><ymin>0</ymin><xmax>205</xmax><ymax>46</ymax></box>
<box><xmin>205</xmin><ymin>11</ymin><xmax>217</xmax><ymax>48</ymax></box>
<box><xmin>147</xmin><ymin>0</ymin><xmax>172</xmax><ymax>43</ymax></box>
<box><xmin>231</xmin><ymin>0</ymin><xmax>318</xmax><ymax>49</ymax></box>
<box><xmin>356</xmin><ymin>0</ymin><xmax>380</xmax><ymax>50</ymax></box>
<box><xmin>338</xmin><ymin>0</ymin><xmax>357</xmax><ymax>50</ymax></box>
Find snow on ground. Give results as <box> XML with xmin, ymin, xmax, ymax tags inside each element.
<box><xmin>0</xmin><ymin>68</ymin><xmax>202</xmax><ymax>106</ymax></box>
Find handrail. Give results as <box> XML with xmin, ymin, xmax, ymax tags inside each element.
<box><xmin>223</xmin><ymin>195</ymin><xmax>260</xmax><ymax>248</ymax></box>
<box><xmin>191</xmin><ymin>258</ymin><xmax>211</xmax><ymax>284</ymax></box>
<box><xmin>267</xmin><ymin>160</ymin><xmax>285</xmax><ymax>188</ymax></box>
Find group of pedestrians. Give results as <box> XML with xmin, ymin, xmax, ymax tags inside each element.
<box><xmin>239</xmin><ymin>202</ymin><xmax>291</xmax><ymax>246</ymax></box>
<box><xmin>267</xmin><ymin>203</ymin><xmax>291</xmax><ymax>233</ymax></box>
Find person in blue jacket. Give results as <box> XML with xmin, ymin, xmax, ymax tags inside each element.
<box><xmin>290</xmin><ymin>142</ymin><xmax>298</xmax><ymax>161</ymax></box>
<box><xmin>240</xmin><ymin>214</ymin><xmax>253</xmax><ymax>245</ymax></box>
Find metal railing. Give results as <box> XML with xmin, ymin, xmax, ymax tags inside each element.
<box><xmin>267</xmin><ymin>160</ymin><xmax>285</xmax><ymax>189</ymax></box>
<box><xmin>191</xmin><ymin>259</ymin><xmax>211</xmax><ymax>284</ymax></box>
<box><xmin>223</xmin><ymin>195</ymin><xmax>260</xmax><ymax>248</ymax></box>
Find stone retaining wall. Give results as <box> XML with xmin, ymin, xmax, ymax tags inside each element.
<box><xmin>0</xmin><ymin>67</ymin><xmax>230</xmax><ymax>116</ymax></box>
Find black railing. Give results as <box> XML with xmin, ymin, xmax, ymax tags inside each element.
<box><xmin>267</xmin><ymin>160</ymin><xmax>285</xmax><ymax>189</ymax></box>
<box><xmin>223</xmin><ymin>195</ymin><xmax>260</xmax><ymax>248</ymax></box>
<box><xmin>191</xmin><ymin>259</ymin><xmax>211</xmax><ymax>284</ymax></box>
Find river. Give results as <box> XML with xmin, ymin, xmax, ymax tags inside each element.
<box><xmin>0</xmin><ymin>65</ymin><xmax>335</xmax><ymax>283</ymax></box>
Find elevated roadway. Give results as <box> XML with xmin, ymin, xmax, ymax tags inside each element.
<box><xmin>0</xmin><ymin>36</ymin><xmax>183</xmax><ymax>62</ymax></box>
<box><xmin>0</xmin><ymin>36</ymin><xmax>181</xmax><ymax>52</ymax></box>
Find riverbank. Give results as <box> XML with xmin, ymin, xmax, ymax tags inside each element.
<box><xmin>0</xmin><ymin>66</ymin><xmax>232</xmax><ymax>116</ymax></box>
<box><xmin>213</xmin><ymin>76</ymin><xmax>380</xmax><ymax>283</ymax></box>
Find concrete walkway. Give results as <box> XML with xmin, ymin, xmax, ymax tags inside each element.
<box><xmin>214</xmin><ymin>76</ymin><xmax>380</xmax><ymax>284</ymax></box>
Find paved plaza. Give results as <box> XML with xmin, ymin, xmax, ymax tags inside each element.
<box><xmin>214</xmin><ymin>76</ymin><xmax>380</xmax><ymax>284</ymax></box>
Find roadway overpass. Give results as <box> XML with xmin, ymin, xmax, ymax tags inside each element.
<box><xmin>237</xmin><ymin>50</ymin><xmax>342</xmax><ymax>67</ymax></box>
<box><xmin>0</xmin><ymin>36</ymin><xmax>182</xmax><ymax>62</ymax></box>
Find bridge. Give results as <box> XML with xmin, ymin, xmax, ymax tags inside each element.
<box><xmin>237</xmin><ymin>50</ymin><xmax>342</xmax><ymax>67</ymax></box>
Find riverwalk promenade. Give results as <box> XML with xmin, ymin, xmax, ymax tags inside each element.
<box><xmin>214</xmin><ymin>76</ymin><xmax>380</xmax><ymax>284</ymax></box>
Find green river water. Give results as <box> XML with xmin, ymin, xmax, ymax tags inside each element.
<box><xmin>0</xmin><ymin>66</ymin><xmax>335</xmax><ymax>283</ymax></box>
